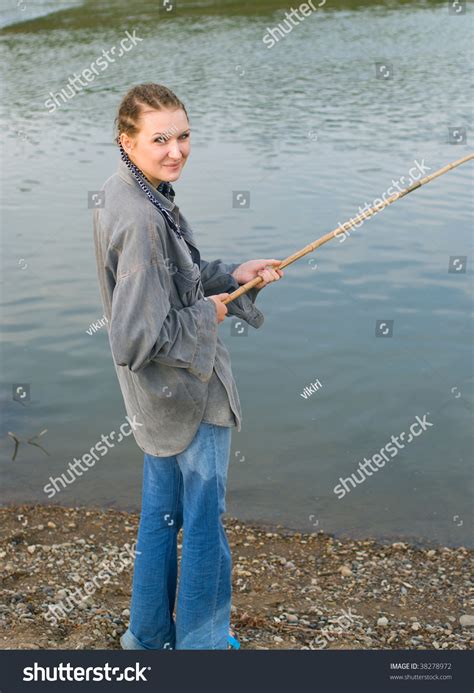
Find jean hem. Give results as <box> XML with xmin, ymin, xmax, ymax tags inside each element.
<box><xmin>120</xmin><ymin>627</ymin><xmax>172</xmax><ymax>651</ymax></box>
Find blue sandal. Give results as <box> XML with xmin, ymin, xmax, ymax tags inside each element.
<box><xmin>228</xmin><ymin>628</ymin><xmax>240</xmax><ymax>650</ymax></box>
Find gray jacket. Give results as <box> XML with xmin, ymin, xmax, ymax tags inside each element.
<box><xmin>93</xmin><ymin>159</ymin><xmax>264</xmax><ymax>456</ymax></box>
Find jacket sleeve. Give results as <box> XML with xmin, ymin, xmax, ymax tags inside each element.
<box><xmin>107</xmin><ymin>220</ymin><xmax>219</xmax><ymax>380</ymax></box>
<box><xmin>199</xmin><ymin>258</ymin><xmax>265</xmax><ymax>328</ymax></box>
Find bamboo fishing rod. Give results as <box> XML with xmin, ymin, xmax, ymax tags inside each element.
<box><xmin>223</xmin><ymin>152</ymin><xmax>474</xmax><ymax>305</ymax></box>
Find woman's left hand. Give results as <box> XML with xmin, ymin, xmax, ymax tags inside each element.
<box><xmin>231</xmin><ymin>259</ymin><xmax>284</xmax><ymax>288</ymax></box>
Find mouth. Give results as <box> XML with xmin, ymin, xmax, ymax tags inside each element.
<box><xmin>164</xmin><ymin>162</ymin><xmax>182</xmax><ymax>169</ymax></box>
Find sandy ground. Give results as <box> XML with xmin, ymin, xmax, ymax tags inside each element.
<box><xmin>0</xmin><ymin>504</ymin><xmax>472</xmax><ymax>650</ymax></box>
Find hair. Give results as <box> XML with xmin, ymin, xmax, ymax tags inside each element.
<box><xmin>114</xmin><ymin>83</ymin><xmax>189</xmax><ymax>145</ymax></box>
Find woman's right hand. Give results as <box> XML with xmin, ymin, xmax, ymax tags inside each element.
<box><xmin>208</xmin><ymin>293</ymin><xmax>230</xmax><ymax>323</ymax></box>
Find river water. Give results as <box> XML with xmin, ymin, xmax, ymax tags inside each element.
<box><xmin>1</xmin><ymin>0</ymin><xmax>472</xmax><ymax>546</ymax></box>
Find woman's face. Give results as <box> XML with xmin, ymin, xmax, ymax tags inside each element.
<box><xmin>120</xmin><ymin>107</ymin><xmax>191</xmax><ymax>187</ymax></box>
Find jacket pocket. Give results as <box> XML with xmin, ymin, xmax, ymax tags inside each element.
<box><xmin>133</xmin><ymin>359</ymin><xmax>203</xmax><ymax>411</ymax></box>
<box><xmin>172</xmin><ymin>261</ymin><xmax>202</xmax><ymax>307</ymax></box>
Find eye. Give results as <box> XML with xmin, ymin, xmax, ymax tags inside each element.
<box><xmin>179</xmin><ymin>132</ymin><xmax>190</xmax><ymax>140</ymax></box>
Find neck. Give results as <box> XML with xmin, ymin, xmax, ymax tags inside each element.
<box><xmin>120</xmin><ymin>146</ymin><xmax>161</xmax><ymax>188</ymax></box>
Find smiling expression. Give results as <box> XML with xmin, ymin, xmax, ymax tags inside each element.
<box><xmin>119</xmin><ymin>107</ymin><xmax>191</xmax><ymax>188</ymax></box>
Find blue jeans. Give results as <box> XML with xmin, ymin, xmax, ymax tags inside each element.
<box><xmin>120</xmin><ymin>422</ymin><xmax>233</xmax><ymax>650</ymax></box>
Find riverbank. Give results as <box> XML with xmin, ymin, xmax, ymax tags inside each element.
<box><xmin>0</xmin><ymin>504</ymin><xmax>472</xmax><ymax>650</ymax></box>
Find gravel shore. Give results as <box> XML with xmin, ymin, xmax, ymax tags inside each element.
<box><xmin>1</xmin><ymin>504</ymin><xmax>472</xmax><ymax>650</ymax></box>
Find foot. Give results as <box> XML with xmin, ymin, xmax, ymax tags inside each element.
<box><xmin>228</xmin><ymin>627</ymin><xmax>240</xmax><ymax>650</ymax></box>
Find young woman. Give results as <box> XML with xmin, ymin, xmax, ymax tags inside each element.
<box><xmin>93</xmin><ymin>83</ymin><xmax>283</xmax><ymax>650</ymax></box>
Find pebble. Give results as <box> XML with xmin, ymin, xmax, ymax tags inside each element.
<box><xmin>27</xmin><ymin>545</ymin><xmax>36</xmax><ymax>554</ymax></box>
<box><xmin>1</xmin><ymin>506</ymin><xmax>472</xmax><ymax>653</ymax></box>
<box><xmin>459</xmin><ymin>615</ymin><xmax>474</xmax><ymax>628</ymax></box>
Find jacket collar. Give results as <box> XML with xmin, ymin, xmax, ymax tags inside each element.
<box><xmin>117</xmin><ymin>158</ymin><xmax>176</xmax><ymax>212</ymax></box>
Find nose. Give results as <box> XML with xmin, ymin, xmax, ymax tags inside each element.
<box><xmin>167</xmin><ymin>140</ymin><xmax>183</xmax><ymax>160</ymax></box>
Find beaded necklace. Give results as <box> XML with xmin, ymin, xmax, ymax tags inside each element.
<box><xmin>118</xmin><ymin>143</ymin><xmax>183</xmax><ymax>240</ymax></box>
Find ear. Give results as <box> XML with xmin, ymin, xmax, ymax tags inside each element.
<box><xmin>119</xmin><ymin>132</ymin><xmax>134</xmax><ymax>154</ymax></box>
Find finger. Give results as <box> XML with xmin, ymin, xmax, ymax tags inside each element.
<box><xmin>262</xmin><ymin>270</ymin><xmax>275</xmax><ymax>282</ymax></box>
<box><xmin>266</xmin><ymin>269</ymin><xmax>280</xmax><ymax>281</ymax></box>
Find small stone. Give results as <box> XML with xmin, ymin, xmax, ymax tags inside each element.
<box><xmin>459</xmin><ymin>615</ymin><xmax>474</xmax><ymax>628</ymax></box>
<box><xmin>121</xmin><ymin>608</ymin><xmax>130</xmax><ymax>617</ymax></box>
<box><xmin>411</xmin><ymin>622</ymin><xmax>421</xmax><ymax>631</ymax></box>
<box><xmin>47</xmin><ymin>522</ymin><xmax>56</xmax><ymax>529</ymax></box>
<box><xmin>340</xmin><ymin>565</ymin><xmax>352</xmax><ymax>577</ymax></box>
<box><xmin>27</xmin><ymin>545</ymin><xmax>36</xmax><ymax>554</ymax></box>
<box><xmin>286</xmin><ymin>614</ymin><xmax>298</xmax><ymax>623</ymax></box>
<box><xmin>377</xmin><ymin>617</ymin><xmax>388</xmax><ymax>627</ymax></box>
<box><xmin>273</xmin><ymin>636</ymin><xmax>283</xmax><ymax>643</ymax></box>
